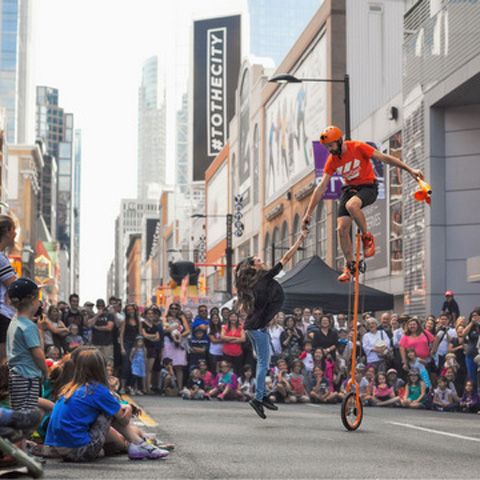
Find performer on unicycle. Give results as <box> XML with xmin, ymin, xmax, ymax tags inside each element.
<box><xmin>302</xmin><ymin>126</ymin><xmax>424</xmax><ymax>283</ymax></box>
<box><xmin>235</xmin><ymin>230</ymin><xmax>308</xmax><ymax>419</ymax></box>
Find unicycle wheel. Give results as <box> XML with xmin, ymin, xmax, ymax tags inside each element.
<box><xmin>341</xmin><ymin>392</ymin><xmax>363</xmax><ymax>431</ymax></box>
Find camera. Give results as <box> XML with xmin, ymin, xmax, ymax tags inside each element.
<box><xmin>34</xmin><ymin>302</ymin><xmax>44</xmax><ymax>318</ymax></box>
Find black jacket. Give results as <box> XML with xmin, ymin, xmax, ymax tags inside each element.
<box><xmin>244</xmin><ymin>263</ymin><xmax>284</xmax><ymax>331</ymax></box>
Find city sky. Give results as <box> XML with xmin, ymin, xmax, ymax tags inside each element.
<box><xmin>34</xmin><ymin>0</ymin><xmax>247</xmax><ymax>302</ymax></box>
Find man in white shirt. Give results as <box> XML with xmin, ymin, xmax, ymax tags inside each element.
<box><xmin>362</xmin><ymin>317</ymin><xmax>392</xmax><ymax>370</ymax></box>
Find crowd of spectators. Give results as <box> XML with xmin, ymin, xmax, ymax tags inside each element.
<box><xmin>29</xmin><ymin>290</ymin><xmax>478</xmax><ymax>414</ymax></box>
<box><xmin>1</xmin><ymin>275</ymin><xmax>479</xmax><ymax>465</ymax></box>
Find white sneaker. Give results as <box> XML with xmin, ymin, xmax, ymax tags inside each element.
<box><xmin>128</xmin><ymin>441</ymin><xmax>169</xmax><ymax>460</ymax></box>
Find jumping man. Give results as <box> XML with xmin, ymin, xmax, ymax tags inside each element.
<box><xmin>302</xmin><ymin>126</ymin><xmax>423</xmax><ymax>283</ymax></box>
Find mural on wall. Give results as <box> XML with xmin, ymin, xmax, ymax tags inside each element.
<box><xmin>264</xmin><ymin>34</ymin><xmax>327</xmax><ymax>203</ymax></box>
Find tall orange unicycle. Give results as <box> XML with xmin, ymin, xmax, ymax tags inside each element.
<box><xmin>340</xmin><ymin>231</ymin><xmax>365</xmax><ymax>431</ymax></box>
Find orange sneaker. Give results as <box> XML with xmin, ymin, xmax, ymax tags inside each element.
<box><xmin>338</xmin><ymin>262</ymin><xmax>356</xmax><ymax>283</ymax></box>
<box><xmin>362</xmin><ymin>232</ymin><xmax>376</xmax><ymax>258</ymax></box>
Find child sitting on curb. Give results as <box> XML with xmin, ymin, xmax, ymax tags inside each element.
<box><xmin>181</xmin><ymin>366</ymin><xmax>207</xmax><ymax>400</ymax></box>
<box><xmin>208</xmin><ymin>361</ymin><xmax>237</xmax><ymax>400</ymax></box>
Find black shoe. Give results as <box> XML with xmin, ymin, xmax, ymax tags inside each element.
<box><xmin>10</xmin><ymin>409</ymin><xmax>41</xmax><ymax>432</ymax></box>
<box><xmin>262</xmin><ymin>397</ymin><xmax>278</xmax><ymax>411</ymax></box>
<box><xmin>249</xmin><ymin>399</ymin><xmax>266</xmax><ymax>419</ymax></box>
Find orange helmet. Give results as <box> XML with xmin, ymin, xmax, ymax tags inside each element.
<box><xmin>319</xmin><ymin>126</ymin><xmax>343</xmax><ymax>144</ymax></box>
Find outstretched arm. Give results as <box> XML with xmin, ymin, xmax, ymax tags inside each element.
<box><xmin>371</xmin><ymin>150</ymin><xmax>423</xmax><ymax>181</ymax></box>
<box><xmin>302</xmin><ymin>173</ymin><xmax>331</xmax><ymax>230</ymax></box>
<box><xmin>280</xmin><ymin>230</ymin><xmax>308</xmax><ymax>267</ymax></box>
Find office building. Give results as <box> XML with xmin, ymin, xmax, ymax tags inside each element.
<box><xmin>137</xmin><ymin>56</ymin><xmax>166</xmax><ymax>198</ymax></box>
<box><xmin>176</xmin><ymin>93</ymin><xmax>188</xmax><ymax>193</ymax></box>
<box><xmin>114</xmin><ymin>199</ymin><xmax>160</xmax><ymax>301</ymax></box>
<box><xmin>248</xmin><ymin>0</ymin><xmax>321</xmax><ymax>66</ymax></box>
<box><xmin>0</xmin><ymin>0</ymin><xmax>35</xmax><ymax>143</ymax></box>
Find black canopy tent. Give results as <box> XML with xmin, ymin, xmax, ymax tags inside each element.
<box><xmin>278</xmin><ymin>255</ymin><xmax>394</xmax><ymax>314</ymax></box>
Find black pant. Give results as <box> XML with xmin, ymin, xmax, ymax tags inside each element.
<box><xmin>223</xmin><ymin>354</ymin><xmax>243</xmax><ymax>376</ymax></box>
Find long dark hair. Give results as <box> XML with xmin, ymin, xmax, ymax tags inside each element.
<box><xmin>60</xmin><ymin>349</ymin><xmax>109</xmax><ymax>402</ymax></box>
<box><xmin>234</xmin><ymin>257</ymin><xmax>267</xmax><ymax>315</ymax></box>
<box><xmin>209</xmin><ymin>313</ymin><xmax>222</xmax><ymax>336</ymax></box>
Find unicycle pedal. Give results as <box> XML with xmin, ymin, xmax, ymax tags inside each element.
<box><xmin>347</xmin><ymin>261</ymin><xmax>357</xmax><ymax>275</ymax></box>
<box><xmin>357</xmin><ymin>259</ymin><xmax>366</xmax><ymax>273</ymax></box>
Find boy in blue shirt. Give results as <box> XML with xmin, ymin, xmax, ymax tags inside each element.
<box><xmin>6</xmin><ymin>278</ymin><xmax>48</xmax><ymax>412</ymax></box>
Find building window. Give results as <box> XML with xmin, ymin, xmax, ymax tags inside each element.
<box><xmin>253</xmin><ymin>234</ymin><xmax>259</xmax><ymax>256</ymax></box>
<box><xmin>292</xmin><ymin>214</ymin><xmax>304</xmax><ymax>264</ymax></box>
<box><xmin>334</xmin><ymin>202</ymin><xmax>346</xmax><ymax>271</ymax></box>
<box><xmin>253</xmin><ymin>125</ymin><xmax>259</xmax><ymax>205</ymax></box>
<box><xmin>280</xmin><ymin>221</ymin><xmax>289</xmax><ymax>270</ymax></box>
<box><xmin>271</xmin><ymin>226</ymin><xmax>279</xmax><ymax>266</ymax></box>
<box><xmin>264</xmin><ymin>232</ymin><xmax>271</xmax><ymax>268</ymax></box>
<box><xmin>315</xmin><ymin>201</ymin><xmax>327</xmax><ymax>260</ymax></box>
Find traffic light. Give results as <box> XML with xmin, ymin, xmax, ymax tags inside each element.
<box><xmin>234</xmin><ymin>194</ymin><xmax>244</xmax><ymax>237</ymax></box>
<box><xmin>156</xmin><ymin>290</ymin><xmax>165</xmax><ymax>306</ymax></box>
<box><xmin>199</xmin><ymin>275</ymin><xmax>206</xmax><ymax>295</ymax></box>
<box><xmin>218</xmin><ymin>266</ymin><xmax>225</xmax><ymax>277</ymax></box>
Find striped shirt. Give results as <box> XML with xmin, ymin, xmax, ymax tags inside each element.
<box><xmin>0</xmin><ymin>252</ymin><xmax>17</xmax><ymax>319</ymax></box>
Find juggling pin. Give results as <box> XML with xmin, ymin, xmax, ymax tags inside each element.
<box><xmin>413</xmin><ymin>178</ymin><xmax>432</xmax><ymax>206</ymax></box>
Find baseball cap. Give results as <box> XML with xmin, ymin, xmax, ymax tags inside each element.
<box><xmin>84</xmin><ymin>301</ymin><xmax>94</xmax><ymax>307</ymax></box>
<box><xmin>387</xmin><ymin>368</ymin><xmax>398</xmax><ymax>375</ymax></box>
<box><xmin>8</xmin><ymin>278</ymin><xmax>41</xmax><ymax>302</ymax></box>
<box><xmin>445</xmin><ymin>291</ymin><xmax>454</xmax><ymax>296</ymax></box>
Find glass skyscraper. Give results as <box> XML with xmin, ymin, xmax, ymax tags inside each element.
<box><xmin>137</xmin><ymin>56</ymin><xmax>166</xmax><ymax>198</ymax></box>
<box><xmin>36</xmin><ymin>86</ymin><xmax>77</xmax><ymax>294</ymax></box>
<box><xmin>175</xmin><ymin>93</ymin><xmax>188</xmax><ymax>193</ymax></box>
<box><xmin>0</xmin><ymin>0</ymin><xmax>34</xmax><ymax>143</ymax></box>
<box><xmin>0</xmin><ymin>0</ymin><xmax>18</xmax><ymax>142</ymax></box>
<box><xmin>248</xmin><ymin>0</ymin><xmax>322</xmax><ymax>66</ymax></box>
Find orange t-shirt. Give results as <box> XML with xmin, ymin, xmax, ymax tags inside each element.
<box><xmin>324</xmin><ymin>141</ymin><xmax>376</xmax><ymax>186</ymax></box>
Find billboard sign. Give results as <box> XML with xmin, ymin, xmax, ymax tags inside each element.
<box><xmin>193</xmin><ymin>15</ymin><xmax>241</xmax><ymax>181</ymax></box>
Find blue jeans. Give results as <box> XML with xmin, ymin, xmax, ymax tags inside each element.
<box><xmin>466</xmin><ymin>356</ymin><xmax>477</xmax><ymax>388</ymax></box>
<box><xmin>121</xmin><ymin>342</ymin><xmax>134</xmax><ymax>383</ymax></box>
<box><xmin>247</xmin><ymin>330</ymin><xmax>270</xmax><ymax>402</ymax></box>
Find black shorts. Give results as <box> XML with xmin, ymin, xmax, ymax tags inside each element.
<box><xmin>338</xmin><ymin>182</ymin><xmax>378</xmax><ymax>218</ymax></box>
<box><xmin>0</xmin><ymin>314</ymin><xmax>12</xmax><ymax>343</ymax></box>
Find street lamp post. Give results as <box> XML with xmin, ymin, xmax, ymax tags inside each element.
<box><xmin>191</xmin><ymin>213</ymin><xmax>234</xmax><ymax>298</ymax></box>
<box><xmin>268</xmin><ymin>73</ymin><xmax>351</xmax><ymax>141</ymax></box>
<box><xmin>225</xmin><ymin>213</ymin><xmax>233</xmax><ymax>297</ymax></box>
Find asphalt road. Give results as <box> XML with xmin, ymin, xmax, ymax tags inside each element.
<box><xmin>43</xmin><ymin>396</ymin><xmax>480</xmax><ymax>479</ymax></box>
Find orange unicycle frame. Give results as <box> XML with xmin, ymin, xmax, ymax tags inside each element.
<box><xmin>341</xmin><ymin>232</ymin><xmax>364</xmax><ymax>431</ymax></box>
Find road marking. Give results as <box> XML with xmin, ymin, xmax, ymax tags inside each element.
<box><xmin>121</xmin><ymin>394</ymin><xmax>158</xmax><ymax>426</ymax></box>
<box><xmin>387</xmin><ymin>421</ymin><xmax>480</xmax><ymax>442</ymax></box>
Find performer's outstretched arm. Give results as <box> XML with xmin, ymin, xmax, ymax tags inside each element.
<box><xmin>302</xmin><ymin>173</ymin><xmax>331</xmax><ymax>230</ymax></box>
<box><xmin>371</xmin><ymin>150</ymin><xmax>424</xmax><ymax>181</ymax></box>
<box><xmin>280</xmin><ymin>230</ymin><xmax>308</xmax><ymax>267</ymax></box>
